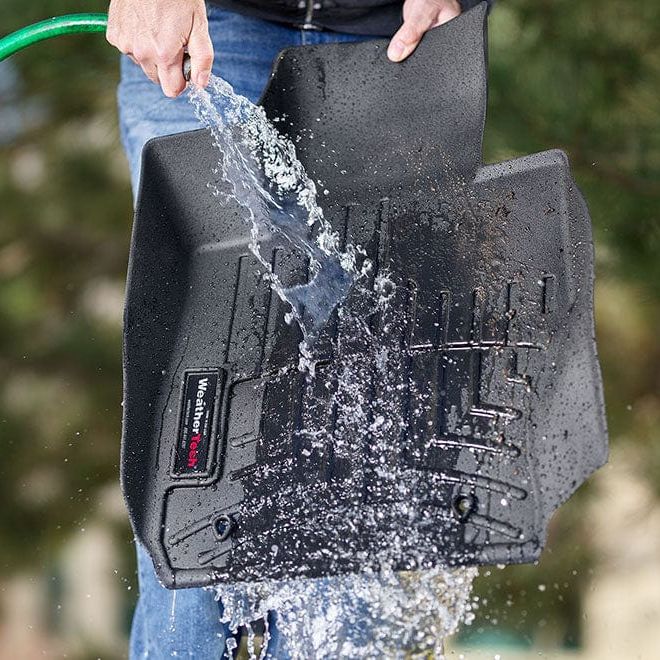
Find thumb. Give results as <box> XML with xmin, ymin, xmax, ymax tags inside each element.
<box><xmin>187</xmin><ymin>14</ymin><xmax>214</xmax><ymax>87</ymax></box>
<box><xmin>387</xmin><ymin>2</ymin><xmax>438</xmax><ymax>63</ymax></box>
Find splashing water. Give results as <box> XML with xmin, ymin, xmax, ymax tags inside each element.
<box><xmin>187</xmin><ymin>75</ymin><xmax>477</xmax><ymax>658</ymax></box>
<box><xmin>189</xmin><ymin>75</ymin><xmax>365</xmax><ymax>364</ymax></box>
<box><xmin>216</xmin><ymin>566</ymin><xmax>477</xmax><ymax>659</ymax></box>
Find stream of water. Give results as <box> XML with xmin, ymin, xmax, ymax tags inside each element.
<box><xmin>189</xmin><ymin>74</ymin><xmax>367</xmax><ymax>371</ymax></box>
<box><xmin>187</xmin><ymin>76</ymin><xmax>477</xmax><ymax>659</ymax></box>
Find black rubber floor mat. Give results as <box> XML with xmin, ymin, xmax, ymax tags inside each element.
<box><xmin>121</xmin><ymin>3</ymin><xmax>608</xmax><ymax>587</ymax></box>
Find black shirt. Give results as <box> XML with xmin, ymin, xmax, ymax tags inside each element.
<box><xmin>210</xmin><ymin>0</ymin><xmax>493</xmax><ymax>37</ymax></box>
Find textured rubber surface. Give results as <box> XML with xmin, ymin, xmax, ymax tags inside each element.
<box><xmin>121</xmin><ymin>3</ymin><xmax>608</xmax><ymax>587</ymax></box>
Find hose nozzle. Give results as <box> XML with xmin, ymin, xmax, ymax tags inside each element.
<box><xmin>183</xmin><ymin>54</ymin><xmax>192</xmax><ymax>83</ymax></box>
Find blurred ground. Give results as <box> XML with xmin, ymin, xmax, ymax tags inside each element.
<box><xmin>0</xmin><ymin>0</ymin><xmax>658</xmax><ymax>658</ymax></box>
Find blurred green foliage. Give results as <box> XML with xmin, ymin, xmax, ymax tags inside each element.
<box><xmin>0</xmin><ymin>0</ymin><xmax>658</xmax><ymax>655</ymax></box>
<box><xmin>475</xmin><ymin>0</ymin><xmax>660</xmax><ymax>649</ymax></box>
<box><xmin>0</xmin><ymin>0</ymin><xmax>134</xmax><ymax>586</ymax></box>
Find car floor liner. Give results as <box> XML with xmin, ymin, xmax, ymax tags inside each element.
<box><xmin>121</xmin><ymin>3</ymin><xmax>608</xmax><ymax>587</ymax></box>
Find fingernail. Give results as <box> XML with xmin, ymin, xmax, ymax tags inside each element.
<box><xmin>387</xmin><ymin>41</ymin><xmax>405</xmax><ymax>62</ymax></box>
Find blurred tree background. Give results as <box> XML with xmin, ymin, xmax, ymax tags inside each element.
<box><xmin>0</xmin><ymin>0</ymin><xmax>658</xmax><ymax>658</ymax></box>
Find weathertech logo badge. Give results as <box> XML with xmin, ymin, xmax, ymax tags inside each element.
<box><xmin>173</xmin><ymin>371</ymin><xmax>219</xmax><ymax>476</ymax></box>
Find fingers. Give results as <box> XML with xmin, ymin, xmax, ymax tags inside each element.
<box><xmin>105</xmin><ymin>0</ymin><xmax>202</xmax><ymax>98</ymax></box>
<box><xmin>187</xmin><ymin>12</ymin><xmax>214</xmax><ymax>88</ymax></box>
<box><xmin>140</xmin><ymin>61</ymin><xmax>160</xmax><ymax>86</ymax></box>
<box><xmin>117</xmin><ymin>38</ymin><xmax>186</xmax><ymax>97</ymax></box>
<box><xmin>155</xmin><ymin>48</ymin><xmax>187</xmax><ymax>98</ymax></box>
<box><xmin>388</xmin><ymin>0</ymin><xmax>461</xmax><ymax>63</ymax></box>
<box><xmin>387</xmin><ymin>18</ymin><xmax>428</xmax><ymax>63</ymax></box>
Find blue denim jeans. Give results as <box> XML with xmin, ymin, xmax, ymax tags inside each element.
<box><xmin>118</xmin><ymin>6</ymin><xmax>372</xmax><ymax>659</ymax></box>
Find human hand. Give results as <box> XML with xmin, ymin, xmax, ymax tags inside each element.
<box><xmin>106</xmin><ymin>0</ymin><xmax>213</xmax><ymax>97</ymax></box>
<box><xmin>387</xmin><ymin>0</ymin><xmax>461</xmax><ymax>62</ymax></box>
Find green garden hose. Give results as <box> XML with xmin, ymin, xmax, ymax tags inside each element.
<box><xmin>0</xmin><ymin>14</ymin><xmax>108</xmax><ymax>62</ymax></box>
<box><xmin>0</xmin><ymin>14</ymin><xmax>194</xmax><ymax>79</ymax></box>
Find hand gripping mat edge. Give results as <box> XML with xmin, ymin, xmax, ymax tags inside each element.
<box><xmin>121</xmin><ymin>3</ymin><xmax>608</xmax><ymax>588</ymax></box>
